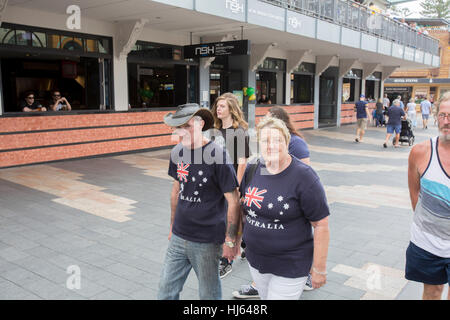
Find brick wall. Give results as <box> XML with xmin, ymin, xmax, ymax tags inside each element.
<box><xmin>255</xmin><ymin>105</ymin><xmax>314</xmax><ymax>130</ymax></box>
<box><xmin>0</xmin><ymin>111</ymin><xmax>176</xmax><ymax>168</ymax></box>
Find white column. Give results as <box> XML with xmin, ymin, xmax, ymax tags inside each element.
<box><xmin>285</xmin><ymin>72</ymin><xmax>291</xmax><ymax>105</ymax></box>
<box><xmin>199</xmin><ymin>58</ymin><xmax>210</xmax><ymax>109</ymax></box>
<box><xmin>313</xmin><ymin>74</ymin><xmax>320</xmax><ymax>129</ymax></box>
<box><xmin>336</xmin><ymin>76</ymin><xmax>343</xmax><ymax>127</ymax></box>
<box><xmin>113</xmin><ymin>57</ymin><xmax>129</xmax><ymax>111</ymax></box>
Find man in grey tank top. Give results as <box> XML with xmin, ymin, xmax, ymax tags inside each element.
<box><xmin>406</xmin><ymin>92</ymin><xmax>450</xmax><ymax>300</ymax></box>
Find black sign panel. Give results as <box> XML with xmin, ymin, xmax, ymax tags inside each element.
<box><xmin>184</xmin><ymin>40</ymin><xmax>250</xmax><ymax>59</ymax></box>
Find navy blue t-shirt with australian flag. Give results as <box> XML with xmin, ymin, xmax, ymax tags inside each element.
<box><xmin>168</xmin><ymin>141</ymin><xmax>238</xmax><ymax>244</ymax></box>
<box><xmin>239</xmin><ymin>156</ymin><xmax>330</xmax><ymax>278</ymax></box>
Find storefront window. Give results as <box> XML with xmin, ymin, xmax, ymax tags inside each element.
<box><xmin>291</xmin><ymin>74</ymin><xmax>313</xmax><ymax>103</ymax></box>
<box><xmin>384</xmin><ymin>87</ymin><xmax>412</xmax><ymax>106</ymax></box>
<box><xmin>342</xmin><ymin>69</ymin><xmax>362</xmax><ymax>103</ymax></box>
<box><xmin>291</xmin><ymin>62</ymin><xmax>315</xmax><ymax>104</ymax></box>
<box><xmin>0</xmin><ymin>23</ymin><xmax>113</xmax><ymax>113</ymax></box>
<box><xmin>429</xmin><ymin>87</ymin><xmax>437</xmax><ymax>103</ymax></box>
<box><xmin>256</xmin><ymin>58</ymin><xmax>286</xmax><ymax>104</ymax></box>
<box><xmin>0</xmin><ymin>23</ymin><xmax>112</xmax><ymax>54</ymax></box>
<box><xmin>15</xmin><ymin>30</ymin><xmax>31</xmax><ymax>46</ymax></box>
<box><xmin>32</xmin><ymin>32</ymin><xmax>47</xmax><ymax>48</ymax></box>
<box><xmin>414</xmin><ymin>87</ymin><xmax>428</xmax><ymax>104</ymax></box>
<box><xmin>47</xmin><ymin>34</ymin><xmax>61</xmax><ymax>49</ymax></box>
<box><xmin>365</xmin><ymin>72</ymin><xmax>381</xmax><ymax>102</ymax></box>
<box><xmin>128</xmin><ymin>41</ymin><xmax>198</xmax><ymax>109</ymax></box>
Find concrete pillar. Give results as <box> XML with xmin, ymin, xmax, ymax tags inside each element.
<box><xmin>112</xmin><ymin>57</ymin><xmax>129</xmax><ymax>111</ymax></box>
<box><xmin>313</xmin><ymin>74</ymin><xmax>320</xmax><ymax>129</ymax></box>
<box><xmin>246</xmin><ymin>65</ymin><xmax>257</xmax><ymax>131</ymax></box>
<box><xmin>336</xmin><ymin>76</ymin><xmax>343</xmax><ymax>127</ymax></box>
<box><xmin>285</xmin><ymin>72</ymin><xmax>291</xmax><ymax>105</ymax></box>
<box><xmin>199</xmin><ymin>58</ymin><xmax>210</xmax><ymax>109</ymax></box>
<box><xmin>361</xmin><ymin>78</ymin><xmax>366</xmax><ymax>99</ymax></box>
<box><xmin>355</xmin><ymin>78</ymin><xmax>361</xmax><ymax>98</ymax></box>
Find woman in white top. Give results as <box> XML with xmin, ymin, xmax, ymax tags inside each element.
<box><xmin>406</xmin><ymin>98</ymin><xmax>417</xmax><ymax>128</ymax></box>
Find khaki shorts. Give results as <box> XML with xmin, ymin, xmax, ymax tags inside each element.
<box><xmin>357</xmin><ymin>118</ymin><xmax>368</xmax><ymax>129</ymax></box>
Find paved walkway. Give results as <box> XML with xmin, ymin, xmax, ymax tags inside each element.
<box><xmin>0</xmin><ymin>120</ymin><xmax>447</xmax><ymax>300</ymax></box>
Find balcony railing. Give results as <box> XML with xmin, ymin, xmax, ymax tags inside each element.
<box><xmin>260</xmin><ymin>0</ymin><xmax>440</xmax><ymax>56</ymax></box>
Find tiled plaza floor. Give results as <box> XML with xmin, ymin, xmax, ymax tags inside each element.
<box><xmin>0</xmin><ymin>119</ymin><xmax>447</xmax><ymax>300</ymax></box>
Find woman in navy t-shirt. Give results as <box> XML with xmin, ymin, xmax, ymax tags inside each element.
<box><xmin>237</xmin><ymin>116</ymin><xmax>330</xmax><ymax>300</ymax></box>
<box><xmin>232</xmin><ymin>107</ymin><xmax>313</xmax><ymax>299</ymax></box>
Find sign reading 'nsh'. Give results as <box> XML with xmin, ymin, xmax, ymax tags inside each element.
<box><xmin>184</xmin><ymin>40</ymin><xmax>250</xmax><ymax>59</ymax></box>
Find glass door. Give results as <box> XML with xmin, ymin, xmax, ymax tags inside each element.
<box><xmin>319</xmin><ymin>76</ymin><xmax>336</xmax><ymax>127</ymax></box>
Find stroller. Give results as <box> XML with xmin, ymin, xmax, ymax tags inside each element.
<box><xmin>393</xmin><ymin>119</ymin><xmax>415</xmax><ymax>146</ymax></box>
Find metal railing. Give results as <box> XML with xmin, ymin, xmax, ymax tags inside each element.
<box><xmin>260</xmin><ymin>0</ymin><xmax>440</xmax><ymax>56</ymax></box>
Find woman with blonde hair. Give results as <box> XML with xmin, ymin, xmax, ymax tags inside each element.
<box><xmin>235</xmin><ymin>116</ymin><xmax>330</xmax><ymax>300</ymax></box>
<box><xmin>211</xmin><ymin>92</ymin><xmax>251</xmax><ymax>279</ymax></box>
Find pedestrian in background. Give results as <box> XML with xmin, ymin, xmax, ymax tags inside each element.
<box><xmin>383</xmin><ymin>99</ymin><xmax>406</xmax><ymax>148</ymax></box>
<box><xmin>406</xmin><ymin>98</ymin><xmax>417</xmax><ymax>128</ymax></box>
<box><xmin>375</xmin><ymin>98</ymin><xmax>384</xmax><ymax>127</ymax></box>
<box><xmin>355</xmin><ymin>94</ymin><xmax>371</xmax><ymax>143</ymax></box>
<box><xmin>420</xmin><ymin>97</ymin><xmax>432</xmax><ymax>129</ymax></box>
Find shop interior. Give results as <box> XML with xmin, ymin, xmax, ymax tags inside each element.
<box><xmin>1</xmin><ymin>54</ymin><xmax>104</xmax><ymax>112</ymax></box>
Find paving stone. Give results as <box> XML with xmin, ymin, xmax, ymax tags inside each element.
<box><xmin>0</xmin><ymin>280</ymin><xmax>36</xmax><ymax>299</ymax></box>
<box><xmin>90</xmin><ymin>290</ymin><xmax>130</xmax><ymax>300</ymax></box>
<box><xmin>0</xmin><ymin>246</ymin><xmax>29</xmax><ymax>262</ymax></box>
<box><xmin>129</xmin><ymin>287</ymin><xmax>158</xmax><ymax>300</ymax></box>
<box><xmin>93</xmin><ymin>273</ymin><xmax>146</xmax><ymax>296</ymax></box>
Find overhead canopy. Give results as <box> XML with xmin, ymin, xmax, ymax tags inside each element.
<box><xmin>385</xmin><ymin>0</ymin><xmax>417</xmax><ymax>4</ymax></box>
<box><xmin>404</xmin><ymin>18</ymin><xmax>450</xmax><ymax>27</ymax></box>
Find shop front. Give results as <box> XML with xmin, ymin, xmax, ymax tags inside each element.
<box><xmin>0</xmin><ymin>24</ymin><xmax>177</xmax><ymax>169</ymax></box>
<box><xmin>256</xmin><ymin>58</ymin><xmax>286</xmax><ymax>105</ymax></box>
<box><xmin>127</xmin><ymin>41</ymin><xmax>199</xmax><ymax>109</ymax></box>
<box><xmin>384</xmin><ymin>78</ymin><xmax>450</xmax><ymax>108</ymax></box>
<box><xmin>255</xmin><ymin>61</ymin><xmax>315</xmax><ymax>131</ymax></box>
<box><xmin>0</xmin><ymin>23</ymin><xmax>113</xmax><ymax>113</ymax></box>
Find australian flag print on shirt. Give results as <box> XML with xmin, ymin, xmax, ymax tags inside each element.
<box><xmin>168</xmin><ymin>141</ymin><xmax>238</xmax><ymax>244</ymax></box>
<box><xmin>239</xmin><ymin>157</ymin><xmax>330</xmax><ymax>278</ymax></box>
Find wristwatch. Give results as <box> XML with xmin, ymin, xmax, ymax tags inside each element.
<box><xmin>224</xmin><ymin>241</ymin><xmax>235</xmax><ymax>248</ymax></box>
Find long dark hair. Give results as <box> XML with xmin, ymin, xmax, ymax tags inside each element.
<box><xmin>268</xmin><ymin>106</ymin><xmax>304</xmax><ymax>139</ymax></box>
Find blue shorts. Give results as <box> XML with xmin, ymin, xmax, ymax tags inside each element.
<box><xmin>405</xmin><ymin>242</ymin><xmax>450</xmax><ymax>285</ymax></box>
<box><xmin>422</xmin><ymin>114</ymin><xmax>429</xmax><ymax>120</ymax></box>
<box><xmin>387</xmin><ymin>124</ymin><xmax>401</xmax><ymax>134</ymax></box>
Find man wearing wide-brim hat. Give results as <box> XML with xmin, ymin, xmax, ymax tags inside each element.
<box><xmin>158</xmin><ymin>103</ymin><xmax>241</xmax><ymax>300</ymax></box>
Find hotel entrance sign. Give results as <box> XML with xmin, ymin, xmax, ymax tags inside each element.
<box><xmin>184</xmin><ymin>40</ymin><xmax>250</xmax><ymax>59</ymax></box>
